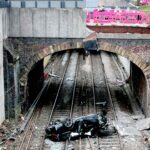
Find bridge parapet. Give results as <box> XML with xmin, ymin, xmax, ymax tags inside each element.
<box><xmin>7</xmin><ymin>8</ymin><xmax>150</xmax><ymax>39</ymax></box>
<box><xmin>0</xmin><ymin>0</ymin><xmax>85</xmax><ymax>8</ymax></box>
<box><xmin>9</xmin><ymin>8</ymin><xmax>88</xmax><ymax>38</ymax></box>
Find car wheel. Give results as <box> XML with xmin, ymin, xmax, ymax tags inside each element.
<box><xmin>64</xmin><ymin>118</ymin><xmax>73</xmax><ymax>128</ymax></box>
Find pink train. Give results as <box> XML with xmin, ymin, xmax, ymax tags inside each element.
<box><xmin>86</xmin><ymin>9</ymin><xmax>150</xmax><ymax>26</ymax></box>
<box><xmin>140</xmin><ymin>0</ymin><xmax>150</xmax><ymax>5</ymax></box>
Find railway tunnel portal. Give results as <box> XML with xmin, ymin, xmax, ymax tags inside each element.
<box><xmin>4</xmin><ymin>38</ymin><xmax>150</xmax><ymax>119</ymax></box>
<box><xmin>1</xmin><ymin>3</ymin><xmax>150</xmax><ymax>150</ymax></box>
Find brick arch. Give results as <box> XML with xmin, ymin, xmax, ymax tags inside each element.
<box><xmin>20</xmin><ymin>41</ymin><xmax>150</xmax><ymax>88</ymax></box>
<box><xmin>98</xmin><ymin>42</ymin><xmax>150</xmax><ymax>116</ymax></box>
<box><xmin>20</xmin><ymin>41</ymin><xmax>83</xmax><ymax>84</ymax></box>
<box><xmin>20</xmin><ymin>41</ymin><xmax>150</xmax><ymax>115</ymax></box>
<box><xmin>98</xmin><ymin>42</ymin><xmax>150</xmax><ymax>88</ymax></box>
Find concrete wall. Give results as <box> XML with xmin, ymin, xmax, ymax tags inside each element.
<box><xmin>8</xmin><ymin>8</ymin><xmax>150</xmax><ymax>39</ymax></box>
<box><xmin>2</xmin><ymin>9</ymin><xmax>9</xmax><ymax>39</ymax></box>
<box><xmin>0</xmin><ymin>8</ymin><xmax>8</xmax><ymax>124</ymax></box>
<box><xmin>9</xmin><ymin>8</ymin><xmax>88</xmax><ymax>38</ymax></box>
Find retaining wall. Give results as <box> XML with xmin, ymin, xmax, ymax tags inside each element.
<box><xmin>0</xmin><ymin>8</ymin><xmax>8</xmax><ymax>124</ymax></box>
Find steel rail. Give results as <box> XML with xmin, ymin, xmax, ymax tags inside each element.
<box><xmin>17</xmin><ymin>108</ymin><xmax>39</xmax><ymax>150</ymax></box>
<box><xmin>25</xmin><ymin>107</ymin><xmax>42</xmax><ymax>150</ymax></box>
<box><xmin>39</xmin><ymin>53</ymin><xmax>71</xmax><ymax>150</ymax></box>
<box><xmin>78</xmin><ymin>54</ymin><xmax>95</xmax><ymax>150</ymax></box>
<box><xmin>16</xmin><ymin>54</ymin><xmax>62</xmax><ymax>150</ymax></box>
<box><xmin>69</xmin><ymin>54</ymin><xmax>79</xmax><ymax>118</ymax></box>
<box><xmin>64</xmin><ymin>54</ymin><xmax>79</xmax><ymax>150</ymax></box>
<box><xmin>90</xmin><ymin>53</ymin><xmax>100</xmax><ymax>150</ymax></box>
<box><xmin>23</xmin><ymin>56</ymin><xmax>64</xmax><ymax>150</ymax></box>
<box><xmin>99</xmin><ymin>53</ymin><xmax>117</xmax><ymax>119</ymax></box>
<box><xmin>111</xmin><ymin>54</ymin><xmax>147</xmax><ymax>149</ymax></box>
<box><xmin>22</xmin><ymin>54</ymin><xmax>66</xmax><ymax>150</ymax></box>
<box><xmin>17</xmin><ymin>77</ymin><xmax>54</xmax><ymax>150</ymax></box>
<box><xmin>90</xmin><ymin>54</ymin><xmax>97</xmax><ymax>113</ymax></box>
<box><xmin>10</xmin><ymin>78</ymin><xmax>52</xmax><ymax>150</ymax></box>
<box><xmin>111</xmin><ymin>55</ymin><xmax>142</xmax><ymax>116</ymax></box>
<box><xmin>79</xmin><ymin>79</ymin><xmax>84</xmax><ymax>150</ymax></box>
<box><xmin>77</xmin><ymin>55</ymin><xmax>85</xmax><ymax>150</ymax></box>
<box><xmin>99</xmin><ymin>52</ymin><xmax>123</xmax><ymax>150</ymax></box>
<box><xmin>19</xmin><ymin>81</ymin><xmax>50</xmax><ymax>133</ymax></box>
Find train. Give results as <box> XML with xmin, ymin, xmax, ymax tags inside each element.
<box><xmin>86</xmin><ymin>8</ymin><xmax>150</xmax><ymax>27</ymax></box>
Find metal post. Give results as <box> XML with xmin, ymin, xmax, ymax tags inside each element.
<box><xmin>61</xmin><ymin>0</ymin><xmax>65</xmax><ymax>8</ymax></box>
<box><xmin>7</xmin><ymin>0</ymin><xmax>11</xmax><ymax>8</ymax></box>
<box><xmin>75</xmin><ymin>0</ymin><xmax>77</xmax><ymax>8</ymax></box>
<box><xmin>35</xmin><ymin>0</ymin><xmax>37</xmax><ymax>8</ymax></box>
<box><xmin>48</xmin><ymin>0</ymin><xmax>51</xmax><ymax>8</ymax></box>
<box><xmin>21</xmin><ymin>0</ymin><xmax>25</xmax><ymax>8</ymax></box>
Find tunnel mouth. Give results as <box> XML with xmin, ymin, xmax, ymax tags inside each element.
<box><xmin>13</xmin><ymin>49</ymin><xmax>148</xmax><ymax>149</ymax></box>
<box><xmin>25</xmin><ymin>49</ymin><xmax>146</xmax><ymax>117</ymax></box>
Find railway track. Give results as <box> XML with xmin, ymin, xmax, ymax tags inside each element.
<box><xmin>99</xmin><ymin>52</ymin><xmax>122</xmax><ymax>150</ymax></box>
<box><xmin>10</xmin><ymin>52</ymin><xmax>70</xmax><ymax>150</ymax></box>
<box><xmin>80</xmin><ymin>52</ymin><xmax>122</xmax><ymax>150</ymax></box>
<box><xmin>41</xmin><ymin>51</ymin><xmax>79</xmax><ymax>150</ymax></box>
<box><xmin>8</xmin><ymin>51</ymin><xmax>139</xmax><ymax>150</ymax></box>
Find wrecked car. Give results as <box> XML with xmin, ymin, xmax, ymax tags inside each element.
<box><xmin>45</xmin><ymin>112</ymin><xmax>116</xmax><ymax>141</ymax></box>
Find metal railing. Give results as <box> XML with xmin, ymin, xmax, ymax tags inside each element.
<box><xmin>0</xmin><ymin>1</ymin><xmax>10</xmax><ymax>8</ymax></box>
<box><xmin>0</xmin><ymin>0</ymin><xmax>85</xmax><ymax>8</ymax></box>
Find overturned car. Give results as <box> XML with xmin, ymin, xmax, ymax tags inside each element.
<box><xmin>45</xmin><ymin>112</ymin><xmax>116</xmax><ymax>141</ymax></box>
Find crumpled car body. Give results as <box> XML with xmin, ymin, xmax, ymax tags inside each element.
<box><xmin>45</xmin><ymin>113</ymin><xmax>115</xmax><ymax>141</ymax></box>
